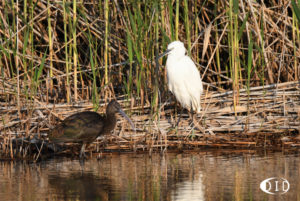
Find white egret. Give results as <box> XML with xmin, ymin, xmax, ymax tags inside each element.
<box><xmin>158</xmin><ymin>41</ymin><xmax>203</xmax><ymax>117</ymax></box>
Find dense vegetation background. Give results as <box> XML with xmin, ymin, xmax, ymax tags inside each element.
<box><xmin>0</xmin><ymin>0</ymin><xmax>299</xmax><ymax>137</ymax></box>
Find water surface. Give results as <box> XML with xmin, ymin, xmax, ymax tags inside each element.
<box><xmin>0</xmin><ymin>151</ymin><xmax>299</xmax><ymax>201</ymax></box>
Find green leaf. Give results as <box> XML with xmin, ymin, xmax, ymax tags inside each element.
<box><xmin>238</xmin><ymin>12</ymin><xmax>249</xmax><ymax>41</ymax></box>
<box><xmin>247</xmin><ymin>32</ymin><xmax>253</xmax><ymax>89</ymax></box>
<box><xmin>35</xmin><ymin>48</ymin><xmax>48</xmax><ymax>83</ymax></box>
<box><xmin>233</xmin><ymin>0</ymin><xmax>239</xmax><ymax>14</ymax></box>
<box><xmin>292</xmin><ymin>0</ymin><xmax>300</xmax><ymax>23</ymax></box>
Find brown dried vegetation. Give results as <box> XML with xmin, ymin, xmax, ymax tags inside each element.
<box><xmin>0</xmin><ymin>1</ymin><xmax>299</xmax><ymax>159</ymax></box>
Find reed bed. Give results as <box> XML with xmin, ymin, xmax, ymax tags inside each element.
<box><xmin>97</xmin><ymin>81</ymin><xmax>300</xmax><ymax>152</ymax></box>
<box><xmin>1</xmin><ymin>81</ymin><xmax>299</xmax><ymax>159</ymax></box>
<box><xmin>0</xmin><ymin>1</ymin><xmax>300</xmax><ymax>158</ymax></box>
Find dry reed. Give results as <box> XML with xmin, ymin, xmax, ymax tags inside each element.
<box><xmin>0</xmin><ymin>1</ymin><xmax>300</xmax><ymax>158</ymax></box>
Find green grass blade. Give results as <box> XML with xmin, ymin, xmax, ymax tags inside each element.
<box><xmin>292</xmin><ymin>0</ymin><xmax>300</xmax><ymax>23</ymax></box>
<box><xmin>247</xmin><ymin>33</ymin><xmax>253</xmax><ymax>91</ymax></box>
<box><xmin>35</xmin><ymin>49</ymin><xmax>48</xmax><ymax>84</ymax></box>
<box><xmin>238</xmin><ymin>12</ymin><xmax>249</xmax><ymax>41</ymax></box>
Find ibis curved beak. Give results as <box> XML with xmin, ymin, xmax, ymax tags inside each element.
<box><xmin>118</xmin><ymin>109</ymin><xmax>136</xmax><ymax>131</ymax></box>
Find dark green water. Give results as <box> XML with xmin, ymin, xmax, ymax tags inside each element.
<box><xmin>0</xmin><ymin>151</ymin><xmax>299</xmax><ymax>201</ymax></box>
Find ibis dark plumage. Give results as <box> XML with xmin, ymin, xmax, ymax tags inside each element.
<box><xmin>48</xmin><ymin>100</ymin><xmax>135</xmax><ymax>158</ymax></box>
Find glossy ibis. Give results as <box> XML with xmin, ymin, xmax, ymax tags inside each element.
<box><xmin>48</xmin><ymin>100</ymin><xmax>135</xmax><ymax>158</ymax></box>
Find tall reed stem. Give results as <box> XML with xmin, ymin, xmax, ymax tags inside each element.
<box><xmin>229</xmin><ymin>0</ymin><xmax>240</xmax><ymax>116</ymax></box>
<box><xmin>63</xmin><ymin>0</ymin><xmax>70</xmax><ymax>103</ymax></box>
<box><xmin>47</xmin><ymin>0</ymin><xmax>53</xmax><ymax>93</ymax></box>
<box><xmin>73</xmin><ymin>0</ymin><xmax>78</xmax><ymax>101</ymax></box>
<box><xmin>183</xmin><ymin>0</ymin><xmax>191</xmax><ymax>55</ymax></box>
<box><xmin>175</xmin><ymin>0</ymin><xmax>179</xmax><ymax>40</ymax></box>
<box><xmin>104</xmin><ymin>0</ymin><xmax>109</xmax><ymax>85</ymax></box>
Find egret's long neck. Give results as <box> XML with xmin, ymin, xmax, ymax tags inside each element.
<box><xmin>168</xmin><ymin>49</ymin><xmax>186</xmax><ymax>59</ymax></box>
<box><xmin>167</xmin><ymin>53</ymin><xmax>185</xmax><ymax>63</ymax></box>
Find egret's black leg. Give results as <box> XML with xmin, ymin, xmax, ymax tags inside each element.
<box><xmin>190</xmin><ymin>108</ymin><xmax>195</xmax><ymax>125</ymax></box>
<box><xmin>189</xmin><ymin>104</ymin><xmax>199</xmax><ymax>129</ymax></box>
<box><xmin>188</xmin><ymin>103</ymin><xmax>194</xmax><ymax>122</ymax></box>
<box><xmin>176</xmin><ymin>107</ymin><xmax>184</xmax><ymax>127</ymax></box>
<box><xmin>79</xmin><ymin>158</ymin><xmax>85</xmax><ymax>168</ymax></box>
<box><xmin>173</xmin><ymin>98</ymin><xmax>181</xmax><ymax>127</ymax></box>
<box><xmin>79</xmin><ymin>143</ymin><xmax>86</xmax><ymax>159</ymax></box>
<box><xmin>190</xmin><ymin>106</ymin><xmax>205</xmax><ymax>132</ymax></box>
<box><xmin>174</xmin><ymin>99</ymin><xmax>178</xmax><ymax>126</ymax></box>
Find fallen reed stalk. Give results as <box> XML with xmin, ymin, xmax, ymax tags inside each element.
<box><xmin>0</xmin><ymin>81</ymin><xmax>299</xmax><ymax>159</ymax></box>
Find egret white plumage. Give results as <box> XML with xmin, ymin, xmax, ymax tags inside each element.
<box><xmin>159</xmin><ymin>41</ymin><xmax>203</xmax><ymax>114</ymax></box>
